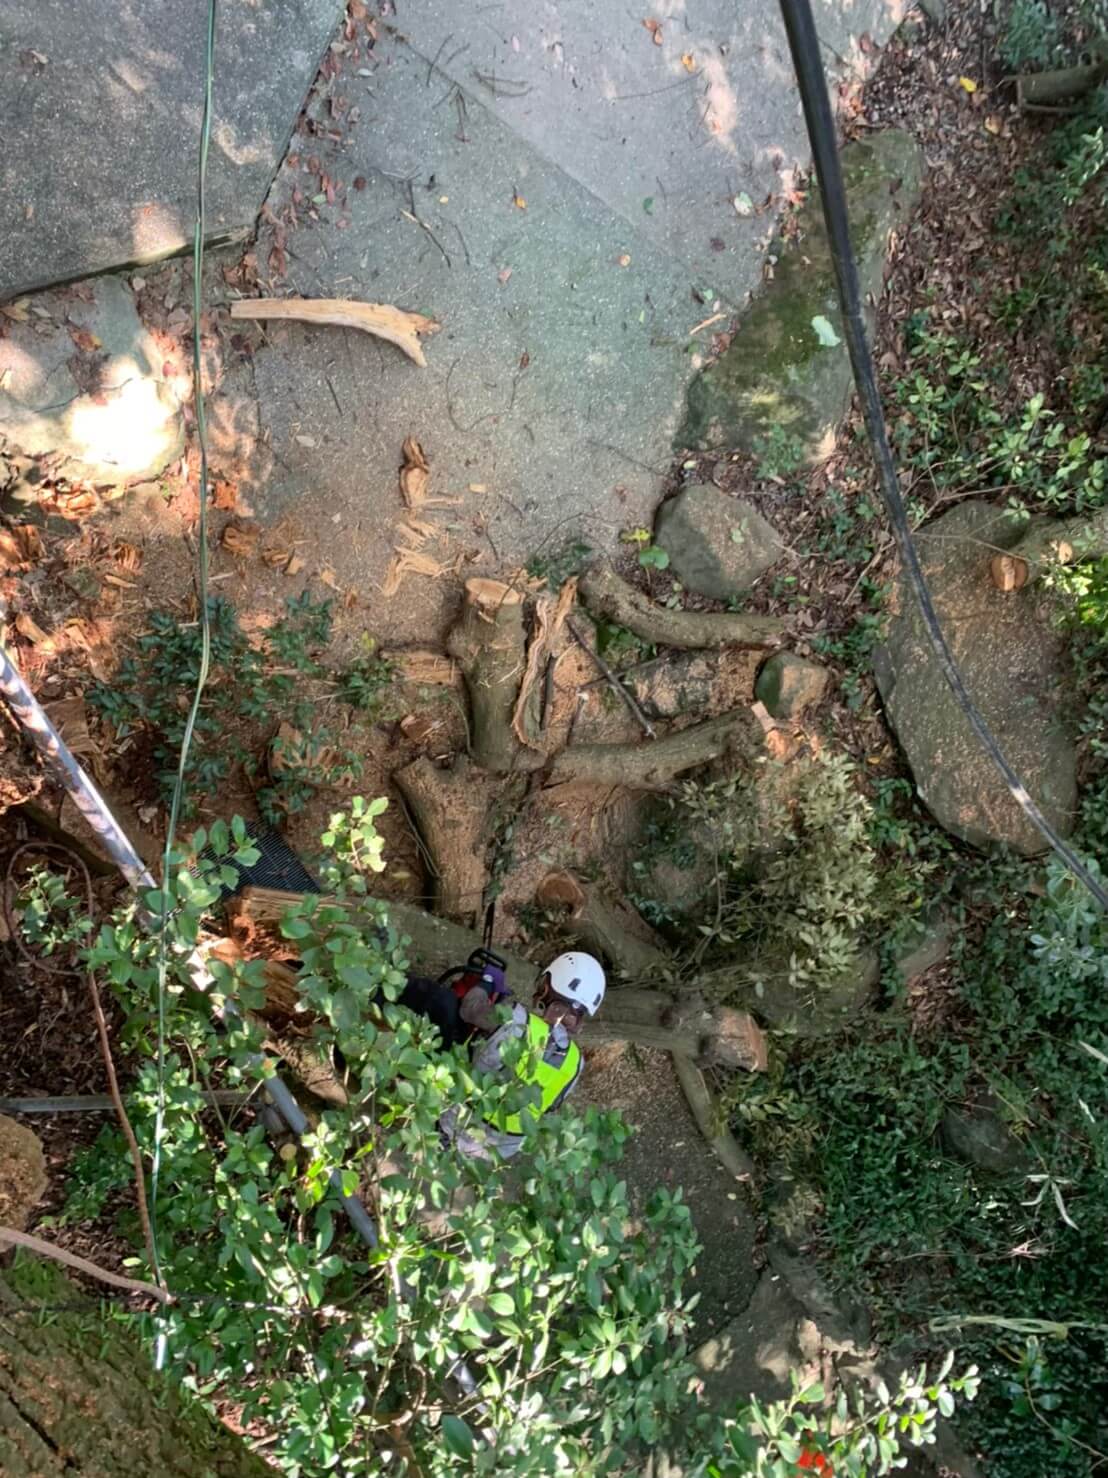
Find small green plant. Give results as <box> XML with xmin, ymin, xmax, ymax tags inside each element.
<box><xmin>15</xmin><ymin>863</ymin><xmax>93</xmax><ymax>957</ymax></box>
<box><xmin>753</xmin><ymin>424</ymin><xmax>807</xmax><ymax>482</ymax></box>
<box><xmin>526</xmin><ymin>538</ymin><xmax>592</xmax><ymax>587</ymax></box>
<box><xmin>338</xmin><ymin>636</ymin><xmax>394</xmax><ymax>715</ymax></box>
<box><xmin>621</xmin><ymin>526</ymin><xmax>670</xmax><ymax>570</ymax></box>
<box><xmin>1000</xmin><ymin>0</ymin><xmax>1063</xmax><ymax>70</ymax></box>
<box><xmin>89</xmin><ymin>595</ymin><xmax>371</xmax><ymax>823</ymax></box>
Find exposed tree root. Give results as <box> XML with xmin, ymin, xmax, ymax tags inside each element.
<box><xmin>579</xmin><ymin>563</ymin><xmax>785</xmax><ymax>651</ymax></box>
<box><xmin>546</xmin><ymin>709</ymin><xmax>759</xmax><ymax>789</ymax></box>
<box><xmin>394</xmin><ymin>755</ymin><xmax>493</xmax><ymax>923</ymax></box>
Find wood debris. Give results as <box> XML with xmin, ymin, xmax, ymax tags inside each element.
<box><xmin>381</xmin><ymin>547</ymin><xmax>451</xmax><ymax>597</ymax></box>
<box><xmin>0</xmin><ymin>525</ymin><xmax>43</xmax><ymax>571</ymax></box>
<box><xmin>399</xmin><ymin>437</ymin><xmax>460</xmax><ymax>510</ymax></box>
<box><xmin>384</xmin><ymin>649</ymin><xmax>460</xmax><ymax>687</ymax></box>
<box><xmin>14</xmin><ymin>613</ymin><xmax>53</xmax><ymax>650</ymax></box>
<box><xmin>43</xmin><ymin>696</ymin><xmax>95</xmax><ymax>759</ymax></box>
<box><xmin>221</xmin><ymin>521</ymin><xmax>259</xmax><ymax>558</ymax></box>
<box><xmin>229</xmin><ymin>297</ymin><xmax>440</xmax><ymax>367</ymax></box>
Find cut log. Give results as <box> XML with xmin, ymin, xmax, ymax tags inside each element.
<box><xmin>547</xmin><ymin>708</ymin><xmax>759</xmax><ymax>789</ymax></box>
<box><xmin>579</xmin><ymin>564</ymin><xmax>785</xmax><ymax>651</ymax></box>
<box><xmin>446</xmin><ymin>578</ymin><xmax>535</xmax><ymax>774</ymax></box>
<box><xmin>228</xmin><ymin>297</ymin><xmax>440</xmax><ymax>366</ymax></box>
<box><xmin>228</xmin><ymin>888</ymin><xmax>764</xmax><ymax>1065</ymax></box>
<box><xmin>1017</xmin><ymin>62</ymin><xmax>1107</xmax><ymax>108</ymax></box>
<box><xmin>995</xmin><ymin>505</ymin><xmax>1108</xmax><ymax>587</ymax></box>
<box><xmin>393</xmin><ymin>755</ymin><xmax>493</xmax><ymax>922</ymax></box>
<box><xmin>536</xmin><ymin>870</ymin><xmax>671</xmax><ymax>980</ymax></box>
<box><xmin>671</xmin><ymin>1053</ymin><xmax>755</xmax><ymax>1180</ymax></box>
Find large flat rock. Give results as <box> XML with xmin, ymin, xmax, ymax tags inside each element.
<box><xmin>0</xmin><ymin>0</ymin><xmax>341</xmax><ymax>298</ymax></box>
<box><xmin>874</xmin><ymin>501</ymin><xmax>1078</xmax><ymax>855</ymax></box>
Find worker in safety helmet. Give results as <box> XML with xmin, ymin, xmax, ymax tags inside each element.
<box><xmin>438</xmin><ymin>952</ymin><xmax>606</xmax><ymax>1161</ymax></box>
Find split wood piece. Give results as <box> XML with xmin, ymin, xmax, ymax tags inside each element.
<box><xmin>546</xmin><ymin>708</ymin><xmax>759</xmax><ymax>789</ymax></box>
<box><xmin>384</xmin><ymin>648</ymin><xmax>462</xmax><ymax>687</ymax></box>
<box><xmin>1017</xmin><ymin>62</ymin><xmax>1107</xmax><ymax>108</ymax></box>
<box><xmin>671</xmin><ymin>1053</ymin><xmax>755</xmax><ymax>1180</ymax></box>
<box><xmin>991</xmin><ymin>505</ymin><xmax>1108</xmax><ymax>589</ymax></box>
<box><xmin>578</xmin><ymin>563</ymin><xmax>785</xmax><ymax>651</ymax></box>
<box><xmin>394</xmin><ymin>755</ymin><xmax>493</xmax><ymax>922</ymax></box>
<box><xmin>446</xmin><ymin>578</ymin><xmax>538</xmax><ymax>774</ymax></box>
<box><xmin>230</xmin><ymin>887</ymin><xmax>764</xmax><ymax>1066</ymax></box>
<box><xmin>536</xmin><ymin>870</ymin><xmax>671</xmax><ymax>980</ymax></box>
<box><xmin>229</xmin><ymin>297</ymin><xmax>440</xmax><ymax>367</ymax></box>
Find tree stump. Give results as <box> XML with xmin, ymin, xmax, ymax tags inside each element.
<box><xmin>446</xmin><ymin>578</ymin><xmax>534</xmax><ymax>774</ymax></box>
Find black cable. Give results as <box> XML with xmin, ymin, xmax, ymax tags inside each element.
<box><xmin>778</xmin><ymin>0</ymin><xmax>1108</xmax><ymax>911</ymax></box>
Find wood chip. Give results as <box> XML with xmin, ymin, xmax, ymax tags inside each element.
<box><xmin>284</xmin><ymin>554</ymin><xmax>305</xmax><ymax>576</ymax></box>
<box><xmin>0</xmin><ymin>525</ymin><xmax>43</xmax><ymax>571</ymax></box>
<box><xmin>384</xmin><ymin>649</ymin><xmax>460</xmax><ymax>686</ymax></box>
<box><xmin>222</xmin><ymin>521</ymin><xmax>259</xmax><ymax>558</ymax></box>
<box><xmin>228</xmin><ymin>297</ymin><xmax>440</xmax><ymax>367</ymax></box>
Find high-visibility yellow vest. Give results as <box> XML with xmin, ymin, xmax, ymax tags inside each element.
<box><xmin>495</xmin><ymin>1014</ymin><xmax>581</xmax><ymax>1137</ymax></box>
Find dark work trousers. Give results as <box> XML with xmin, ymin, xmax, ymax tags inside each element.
<box><xmin>398</xmin><ymin>975</ymin><xmax>465</xmax><ymax>1049</ymax></box>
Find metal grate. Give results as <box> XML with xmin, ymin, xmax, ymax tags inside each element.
<box><xmin>198</xmin><ymin>823</ymin><xmax>321</xmax><ymax>899</ymax></box>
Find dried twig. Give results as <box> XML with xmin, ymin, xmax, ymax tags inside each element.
<box><xmin>565</xmin><ymin>618</ymin><xmax>656</xmax><ymax>739</ymax></box>
<box><xmin>0</xmin><ymin>1225</ymin><xmax>172</xmax><ymax>1304</ymax></box>
<box><xmin>229</xmin><ymin>297</ymin><xmax>440</xmax><ymax>366</ymax></box>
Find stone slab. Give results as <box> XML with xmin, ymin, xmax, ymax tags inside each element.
<box><xmin>0</xmin><ymin>0</ymin><xmax>342</xmax><ymax>298</ymax></box>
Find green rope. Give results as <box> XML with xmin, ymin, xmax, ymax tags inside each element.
<box><xmin>150</xmin><ymin>0</ymin><xmax>218</xmax><ymax>1313</ymax></box>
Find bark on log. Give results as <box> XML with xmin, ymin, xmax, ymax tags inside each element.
<box><xmin>536</xmin><ymin>870</ymin><xmax>672</xmax><ymax>980</ymax></box>
<box><xmin>995</xmin><ymin>505</ymin><xmax>1108</xmax><ymax>587</ymax></box>
<box><xmin>671</xmin><ymin>1053</ymin><xmax>755</xmax><ymax>1180</ymax></box>
<box><xmin>1017</xmin><ymin>62</ymin><xmax>1107</xmax><ymax>107</ymax></box>
<box><xmin>229</xmin><ymin>888</ymin><xmax>764</xmax><ymax>1064</ymax></box>
<box><xmin>547</xmin><ymin>709</ymin><xmax>760</xmax><ymax>789</ymax></box>
<box><xmin>445</xmin><ymin>578</ymin><xmax>533</xmax><ymax>773</ymax></box>
<box><xmin>0</xmin><ymin>1268</ymin><xmax>270</xmax><ymax>1477</ymax></box>
<box><xmin>394</xmin><ymin>755</ymin><xmax>493</xmax><ymax>922</ymax></box>
<box><xmin>579</xmin><ymin>564</ymin><xmax>785</xmax><ymax>651</ymax></box>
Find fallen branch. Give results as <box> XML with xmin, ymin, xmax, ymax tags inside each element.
<box><xmin>546</xmin><ymin>708</ymin><xmax>759</xmax><ymax>789</ymax></box>
<box><xmin>228</xmin><ymin>297</ymin><xmax>440</xmax><ymax>367</ymax></box>
<box><xmin>0</xmin><ymin>1225</ymin><xmax>171</xmax><ymax>1305</ymax></box>
<box><xmin>393</xmin><ymin>755</ymin><xmax>493</xmax><ymax>922</ymax></box>
<box><xmin>671</xmin><ymin>1053</ymin><xmax>755</xmax><ymax>1181</ymax></box>
<box><xmin>0</xmin><ymin>1091</ymin><xmax>251</xmax><ymax>1115</ymax></box>
<box><xmin>579</xmin><ymin>564</ymin><xmax>785</xmax><ymax>651</ymax></box>
<box><xmin>1016</xmin><ymin>62</ymin><xmax>1107</xmax><ymax>108</ymax></box>
<box><xmin>230</xmin><ymin>888</ymin><xmax>764</xmax><ymax>1065</ymax></box>
<box><xmin>992</xmin><ymin>504</ymin><xmax>1108</xmax><ymax>588</ymax></box>
<box><xmin>565</xmin><ymin>616</ymin><xmax>655</xmax><ymax>739</ymax></box>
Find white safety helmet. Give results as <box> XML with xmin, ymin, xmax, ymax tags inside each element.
<box><xmin>544</xmin><ymin>952</ymin><xmax>606</xmax><ymax>1016</ymax></box>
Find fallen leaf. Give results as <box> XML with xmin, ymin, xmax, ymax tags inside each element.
<box><xmin>512</xmin><ymin>192</ymin><xmax>527</xmax><ymax>210</ymax></box>
<box><xmin>68</xmin><ymin>326</ymin><xmax>102</xmax><ymax>353</ymax></box>
<box><xmin>211</xmin><ymin>479</ymin><xmax>239</xmax><ymax>512</ymax></box>
<box><xmin>498</xmin><ymin>266</ymin><xmax>513</xmax><ymax>285</ymax></box>
<box><xmin>958</xmin><ymin>76</ymin><xmax>977</xmax><ymax>93</ymax></box>
<box><xmin>681</xmin><ymin>51</ymin><xmax>695</xmax><ymax>71</ymax></box>
<box><xmin>984</xmin><ymin>114</ymin><xmax>1002</xmax><ymax>134</ymax></box>
<box><xmin>642</xmin><ymin>17</ymin><xmax>663</xmax><ymax>44</ymax></box>
<box><xmin>222</xmin><ymin>521</ymin><xmax>259</xmax><ymax>558</ymax></box>
<box><xmin>618</xmin><ymin>253</ymin><xmax>631</xmax><ymax>268</ymax></box>
<box><xmin>811</xmin><ymin>314</ymin><xmax>840</xmax><ymax>347</ymax></box>
<box><xmin>733</xmin><ymin>191</ymin><xmax>754</xmax><ymax>217</ymax></box>
<box><xmin>1</xmin><ymin>299</ymin><xmax>31</xmax><ymax>322</ymax></box>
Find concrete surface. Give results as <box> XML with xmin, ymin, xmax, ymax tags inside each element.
<box><xmin>0</xmin><ymin>275</ymin><xmax>183</xmax><ymax>484</ymax></box>
<box><xmin>0</xmin><ymin>0</ymin><xmax>342</xmax><ymax>298</ymax></box>
<box><xmin>246</xmin><ymin>4</ymin><xmax>903</xmax><ymax>641</ymax></box>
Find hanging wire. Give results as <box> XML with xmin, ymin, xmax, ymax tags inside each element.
<box><xmin>778</xmin><ymin>0</ymin><xmax>1108</xmax><ymax>911</ymax></box>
